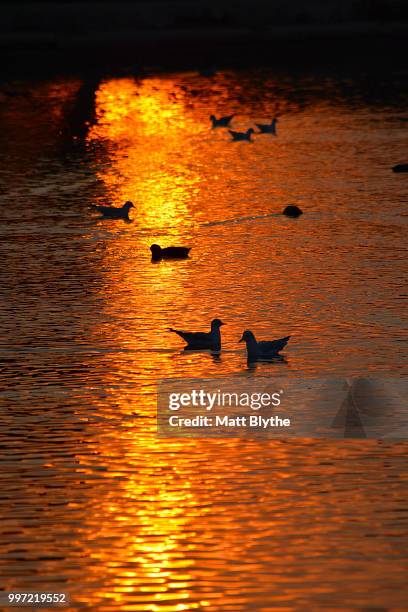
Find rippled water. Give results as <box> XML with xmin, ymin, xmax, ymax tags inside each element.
<box><xmin>0</xmin><ymin>69</ymin><xmax>407</xmax><ymax>610</ymax></box>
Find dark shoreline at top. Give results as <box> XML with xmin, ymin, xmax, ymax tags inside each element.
<box><xmin>2</xmin><ymin>21</ymin><xmax>408</xmax><ymax>78</ymax></box>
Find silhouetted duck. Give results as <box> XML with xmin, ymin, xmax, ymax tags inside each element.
<box><xmin>239</xmin><ymin>330</ymin><xmax>290</xmax><ymax>362</ymax></box>
<box><xmin>150</xmin><ymin>244</ymin><xmax>191</xmax><ymax>261</ymax></box>
<box><xmin>93</xmin><ymin>201</ymin><xmax>134</xmax><ymax>219</ymax></box>
<box><xmin>256</xmin><ymin>118</ymin><xmax>278</xmax><ymax>134</ymax></box>
<box><xmin>210</xmin><ymin>114</ymin><xmax>234</xmax><ymax>128</ymax></box>
<box><xmin>229</xmin><ymin>128</ymin><xmax>254</xmax><ymax>142</ymax></box>
<box><xmin>392</xmin><ymin>163</ymin><xmax>408</xmax><ymax>173</ymax></box>
<box><xmin>283</xmin><ymin>205</ymin><xmax>303</xmax><ymax>218</ymax></box>
<box><xmin>169</xmin><ymin>318</ymin><xmax>224</xmax><ymax>351</ymax></box>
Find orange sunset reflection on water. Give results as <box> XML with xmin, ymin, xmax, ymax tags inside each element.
<box><xmin>83</xmin><ymin>74</ymin><xmax>407</xmax><ymax>377</ymax></box>
<box><xmin>79</xmin><ymin>74</ymin><xmax>407</xmax><ymax>611</ymax></box>
<box><xmin>88</xmin><ymin>78</ymin><xmax>202</xmax><ymax>230</ymax></box>
<box><xmin>0</xmin><ymin>69</ymin><xmax>407</xmax><ymax>612</ymax></box>
<box><xmin>77</xmin><ymin>461</ymin><xmax>203</xmax><ymax>611</ymax></box>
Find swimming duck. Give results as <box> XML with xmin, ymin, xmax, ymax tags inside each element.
<box><xmin>283</xmin><ymin>205</ymin><xmax>303</xmax><ymax>218</ymax></box>
<box><xmin>210</xmin><ymin>114</ymin><xmax>234</xmax><ymax>128</ymax></box>
<box><xmin>392</xmin><ymin>163</ymin><xmax>408</xmax><ymax>173</ymax></box>
<box><xmin>229</xmin><ymin>128</ymin><xmax>254</xmax><ymax>142</ymax></box>
<box><xmin>169</xmin><ymin>318</ymin><xmax>224</xmax><ymax>351</ymax></box>
<box><xmin>239</xmin><ymin>330</ymin><xmax>290</xmax><ymax>361</ymax></box>
<box><xmin>93</xmin><ymin>201</ymin><xmax>134</xmax><ymax>219</ymax></box>
<box><xmin>150</xmin><ymin>244</ymin><xmax>191</xmax><ymax>261</ymax></box>
<box><xmin>256</xmin><ymin>118</ymin><xmax>278</xmax><ymax>134</ymax></box>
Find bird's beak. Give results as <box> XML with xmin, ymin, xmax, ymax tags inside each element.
<box><xmin>220</xmin><ymin>321</ymin><xmax>225</xmax><ymax>326</ymax></box>
<box><xmin>238</xmin><ymin>335</ymin><xmax>245</xmax><ymax>343</ymax></box>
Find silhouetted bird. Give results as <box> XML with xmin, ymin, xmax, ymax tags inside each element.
<box><xmin>392</xmin><ymin>163</ymin><xmax>408</xmax><ymax>173</ymax></box>
<box><xmin>210</xmin><ymin>114</ymin><xmax>234</xmax><ymax>128</ymax></box>
<box><xmin>150</xmin><ymin>244</ymin><xmax>191</xmax><ymax>261</ymax></box>
<box><xmin>256</xmin><ymin>118</ymin><xmax>278</xmax><ymax>134</ymax></box>
<box><xmin>283</xmin><ymin>205</ymin><xmax>303</xmax><ymax>218</ymax></box>
<box><xmin>239</xmin><ymin>330</ymin><xmax>290</xmax><ymax>362</ymax></box>
<box><xmin>92</xmin><ymin>201</ymin><xmax>134</xmax><ymax>219</ymax></box>
<box><xmin>169</xmin><ymin>319</ymin><xmax>224</xmax><ymax>351</ymax></box>
<box><xmin>229</xmin><ymin>128</ymin><xmax>254</xmax><ymax>142</ymax></box>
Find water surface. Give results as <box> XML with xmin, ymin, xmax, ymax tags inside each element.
<box><xmin>0</xmin><ymin>69</ymin><xmax>407</xmax><ymax>610</ymax></box>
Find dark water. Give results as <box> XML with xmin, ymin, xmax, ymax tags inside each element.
<box><xmin>0</xmin><ymin>69</ymin><xmax>407</xmax><ymax>610</ymax></box>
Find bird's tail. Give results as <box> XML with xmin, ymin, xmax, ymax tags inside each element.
<box><xmin>168</xmin><ymin>328</ymin><xmax>185</xmax><ymax>338</ymax></box>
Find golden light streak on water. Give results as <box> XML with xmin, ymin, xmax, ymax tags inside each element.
<box><xmin>0</xmin><ymin>69</ymin><xmax>407</xmax><ymax>611</ymax></box>
<box><xmin>88</xmin><ymin>78</ymin><xmax>202</xmax><ymax>229</ymax></box>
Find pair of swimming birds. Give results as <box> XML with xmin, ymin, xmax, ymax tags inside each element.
<box><xmin>169</xmin><ymin>318</ymin><xmax>290</xmax><ymax>361</ymax></box>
